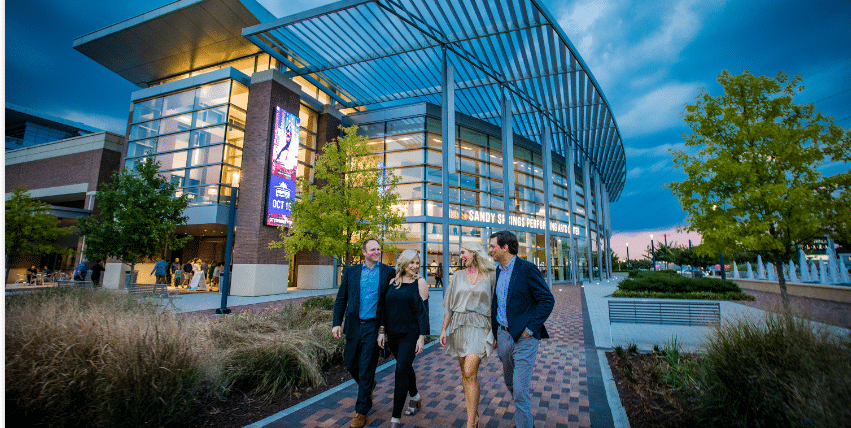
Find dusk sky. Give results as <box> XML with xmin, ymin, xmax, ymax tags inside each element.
<box><xmin>5</xmin><ymin>0</ymin><xmax>851</xmax><ymax>260</ymax></box>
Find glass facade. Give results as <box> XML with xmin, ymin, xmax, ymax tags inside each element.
<box><xmin>352</xmin><ymin>113</ymin><xmax>599</xmax><ymax>283</ymax></box>
<box><xmin>126</xmin><ymin>79</ymin><xmax>318</xmax><ymax>207</ymax></box>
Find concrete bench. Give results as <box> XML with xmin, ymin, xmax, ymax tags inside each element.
<box><xmin>126</xmin><ymin>282</ymin><xmax>177</xmax><ymax>311</ymax></box>
<box><xmin>57</xmin><ymin>280</ymin><xmax>94</xmax><ymax>289</ymax></box>
<box><xmin>608</xmin><ymin>299</ymin><xmax>721</xmax><ymax>342</ymax></box>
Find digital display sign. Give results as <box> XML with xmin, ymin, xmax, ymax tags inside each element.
<box><xmin>265</xmin><ymin>106</ymin><xmax>300</xmax><ymax>227</ymax></box>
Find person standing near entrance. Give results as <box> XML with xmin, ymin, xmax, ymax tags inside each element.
<box><xmin>151</xmin><ymin>256</ymin><xmax>168</xmax><ymax>284</ymax></box>
<box><xmin>332</xmin><ymin>238</ymin><xmax>396</xmax><ymax>428</ymax></box>
<box><xmin>90</xmin><ymin>261</ymin><xmax>105</xmax><ymax>287</ymax></box>
<box><xmin>488</xmin><ymin>230</ymin><xmax>554</xmax><ymax>428</ymax></box>
<box><xmin>171</xmin><ymin>258</ymin><xmax>182</xmax><ymax>286</ymax></box>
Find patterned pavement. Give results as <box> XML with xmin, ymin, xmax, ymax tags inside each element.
<box><xmin>256</xmin><ymin>285</ymin><xmax>614</xmax><ymax>428</ymax></box>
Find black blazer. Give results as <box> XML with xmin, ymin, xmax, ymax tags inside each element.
<box><xmin>491</xmin><ymin>256</ymin><xmax>555</xmax><ymax>341</ymax></box>
<box><xmin>333</xmin><ymin>262</ymin><xmax>396</xmax><ymax>338</ymax></box>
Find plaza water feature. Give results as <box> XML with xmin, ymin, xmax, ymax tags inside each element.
<box><xmin>757</xmin><ymin>255</ymin><xmax>766</xmax><ymax>279</ymax></box>
<box><xmin>746</xmin><ymin>262</ymin><xmax>754</xmax><ymax>279</ymax></box>
<box><xmin>799</xmin><ymin>250</ymin><xmax>811</xmax><ymax>282</ymax></box>
<box><xmin>732</xmin><ymin>261</ymin><xmax>739</xmax><ymax>279</ymax></box>
<box><xmin>789</xmin><ymin>260</ymin><xmax>798</xmax><ymax>283</ymax></box>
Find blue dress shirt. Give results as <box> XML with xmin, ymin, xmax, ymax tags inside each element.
<box><xmin>359</xmin><ymin>263</ymin><xmax>380</xmax><ymax>320</ymax></box>
<box><xmin>495</xmin><ymin>255</ymin><xmax>516</xmax><ymax>328</ymax></box>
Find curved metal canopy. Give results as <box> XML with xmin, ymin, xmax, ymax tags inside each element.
<box><xmin>243</xmin><ymin>0</ymin><xmax>625</xmax><ymax>200</ymax></box>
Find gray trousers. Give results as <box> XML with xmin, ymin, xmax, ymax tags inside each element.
<box><xmin>497</xmin><ymin>328</ymin><xmax>539</xmax><ymax>428</ymax></box>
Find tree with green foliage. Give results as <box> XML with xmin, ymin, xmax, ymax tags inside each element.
<box><xmin>270</xmin><ymin>125</ymin><xmax>408</xmax><ymax>268</ymax></box>
<box><xmin>5</xmin><ymin>188</ymin><xmax>74</xmax><ymax>282</ymax></box>
<box><xmin>668</xmin><ymin>70</ymin><xmax>851</xmax><ymax>309</ymax></box>
<box><xmin>77</xmin><ymin>156</ymin><xmax>191</xmax><ymax>283</ymax></box>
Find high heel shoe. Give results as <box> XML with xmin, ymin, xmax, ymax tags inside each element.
<box><xmin>466</xmin><ymin>414</ymin><xmax>479</xmax><ymax>428</ymax></box>
<box><xmin>404</xmin><ymin>397</ymin><xmax>421</xmax><ymax>416</ymax></box>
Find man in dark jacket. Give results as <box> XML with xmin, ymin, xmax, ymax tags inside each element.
<box><xmin>332</xmin><ymin>238</ymin><xmax>396</xmax><ymax>428</ymax></box>
<box><xmin>489</xmin><ymin>230</ymin><xmax>554</xmax><ymax>428</ymax></box>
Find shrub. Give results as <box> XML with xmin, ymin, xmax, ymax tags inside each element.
<box><xmin>302</xmin><ymin>295</ymin><xmax>335</xmax><ymax>311</ymax></box>
<box><xmin>696</xmin><ymin>312</ymin><xmax>851</xmax><ymax>427</ymax></box>
<box><xmin>616</xmin><ymin>270</ymin><xmax>746</xmax><ymax>298</ymax></box>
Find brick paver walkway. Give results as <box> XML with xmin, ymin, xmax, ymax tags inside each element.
<box><xmin>261</xmin><ymin>286</ymin><xmax>614</xmax><ymax>427</ymax></box>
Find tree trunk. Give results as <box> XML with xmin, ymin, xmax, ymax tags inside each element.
<box><xmin>772</xmin><ymin>251</ymin><xmax>791</xmax><ymax>311</ymax></box>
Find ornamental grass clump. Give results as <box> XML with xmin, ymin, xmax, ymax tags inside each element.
<box><xmin>211</xmin><ymin>303</ymin><xmax>344</xmax><ymax>398</ymax></box>
<box><xmin>5</xmin><ymin>288</ymin><xmax>216</xmax><ymax>428</ymax></box>
<box><xmin>697</xmin><ymin>312</ymin><xmax>851</xmax><ymax>427</ymax></box>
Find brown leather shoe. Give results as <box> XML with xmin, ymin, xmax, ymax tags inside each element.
<box><xmin>350</xmin><ymin>413</ymin><xmax>367</xmax><ymax>428</ymax></box>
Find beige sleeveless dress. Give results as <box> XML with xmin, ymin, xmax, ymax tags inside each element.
<box><xmin>443</xmin><ymin>270</ymin><xmax>495</xmax><ymax>361</ymax></box>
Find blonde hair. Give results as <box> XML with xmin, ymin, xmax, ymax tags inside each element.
<box><xmin>392</xmin><ymin>249</ymin><xmax>421</xmax><ymax>288</ymax></box>
<box><xmin>460</xmin><ymin>241</ymin><xmax>496</xmax><ymax>274</ymax></box>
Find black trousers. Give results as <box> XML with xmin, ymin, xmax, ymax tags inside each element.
<box><xmin>344</xmin><ymin>319</ymin><xmax>380</xmax><ymax>415</ymax></box>
<box><xmin>386</xmin><ymin>332</ymin><xmax>419</xmax><ymax>418</ymax></box>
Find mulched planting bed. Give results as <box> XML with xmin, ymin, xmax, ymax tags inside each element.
<box><xmin>606</xmin><ymin>350</ymin><xmax>698</xmax><ymax>428</ymax></box>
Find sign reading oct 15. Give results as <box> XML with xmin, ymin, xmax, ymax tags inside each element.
<box><xmin>266</xmin><ymin>107</ymin><xmax>299</xmax><ymax>227</ymax></box>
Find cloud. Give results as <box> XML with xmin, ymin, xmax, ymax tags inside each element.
<box><xmin>616</xmin><ymin>82</ymin><xmax>700</xmax><ymax>137</ymax></box>
<box><xmin>60</xmin><ymin>109</ymin><xmax>129</xmax><ymax>135</ymax></box>
<box><xmin>625</xmin><ymin>142</ymin><xmax>686</xmax><ymax>158</ymax></box>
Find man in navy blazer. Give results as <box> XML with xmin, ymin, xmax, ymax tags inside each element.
<box><xmin>332</xmin><ymin>238</ymin><xmax>396</xmax><ymax>428</ymax></box>
<box><xmin>489</xmin><ymin>230</ymin><xmax>554</xmax><ymax>428</ymax></box>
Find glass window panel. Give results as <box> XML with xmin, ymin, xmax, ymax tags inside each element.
<box><xmin>159</xmin><ymin>113</ymin><xmax>193</xmax><ymax>135</ymax></box>
<box><xmin>255</xmin><ymin>54</ymin><xmax>271</xmax><ymax>73</ymax></box>
<box><xmin>127</xmin><ymin>139</ymin><xmax>156</xmax><ymax>158</ymax></box>
<box><xmin>190</xmin><ymin>125</ymin><xmax>226</xmax><ymax>147</ymax></box>
<box><xmin>194</xmin><ymin>106</ymin><xmax>228</xmax><ymax>128</ymax></box>
<box><xmin>228</xmin><ymin>106</ymin><xmax>246</xmax><ymax>128</ymax></box>
<box><xmin>157</xmin><ymin>132</ymin><xmax>191</xmax><ymax>152</ymax></box>
<box><xmin>226</xmin><ymin>126</ymin><xmax>244</xmax><ymax>148</ymax></box>
<box><xmin>385</xmin><ymin>150</ymin><xmax>423</xmax><ymax>168</ymax></box>
<box><xmin>426</xmin><ymin>149</ymin><xmax>442</xmax><ymax>166</ymax></box>
<box><xmin>396</xmin><ymin>166</ymin><xmax>423</xmax><ymax>183</ymax></box>
<box><xmin>425</xmin><ymin>166</ymin><xmax>442</xmax><ymax>184</ymax></box>
<box><xmin>230</xmin><ymin>57</ymin><xmax>256</xmax><ymax>76</ymax></box>
<box><xmin>196</xmin><ymin>81</ymin><xmax>230</xmax><ymax>109</ymax></box>
<box><xmin>426</xmin><ymin>183</ymin><xmax>443</xmax><ymax>201</ymax></box>
<box><xmin>156</xmin><ymin>151</ymin><xmax>188</xmax><ymax>170</ymax></box>
<box><xmin>367</xmin><ymin>137</ymin><xmax>385</xmax><ymax>153</ymax></box>
<box><xmin>297</xmin><ymin>163</ymin><xmax>314</xmax><ymax>184</ymax></box>
<box><xmin>387</xmin><ymin>117</ymin><xmax>425</xmax><ymax>134</ymax></box>
<box><xmin>426</xmin><ymin>133</ymin><xmax>442</xmax><ymax>149</ymax></box>
<box><xmin>461</xmin><ymin>189</ymin><xmax>477</xmax><ymax>206</ymax></box>
<box><xmin>230</xmin><ymin>81</ymin><xmax>249</xmax><ymax>110</ymax></box>
<box><xmin>490</xmin><ymin>195</ymin><xmax>504</xmax><ymax>210</ymax></box>
<box><xmin>188</xmin><ymin>145</ymin><xmax>223</xmax><ymax>166</ymax></box>
<box><xmin>395</xmin><ymin>184</ymin><xmax>423</xmax><ymax>200</ymax></box>
<box><xmin>386</xmin><ymin>133</ymin><xmax>424</xmax><ymax>151</ymax></box>
<box><xmin>224</xmin><ymin>145</ymin><xmax>243</xmax><ymax>168</ymax></box>
<box><xmin>130</xmin><ymin>121</ymin><xmax>159</xmax><ymax>140</ymax></box>
<box><xmin>425</xmin><ymin>117</ymin><xmax>441</xmax><ymax>134</ymax></box>
<box><xmin>298</xmin><ymin>146</ymin><xmax>314</xmax><ymax>166</ymax></box>
<box><xmin>299</xmin><ymin>104</ymin><xmax>318</xmax><ymax>134</ymax></box>
<box><xmin>162</xmin><ymin>169</ymin><xmax>186</xmax><ymax>187</ymax></box>
<box><xmin>459</xmin><ymin>127</ymin><xmax>487</xmax><ymax>147</ymax></box>
<box><xmin>222</xmin><ymin>166</ymin><xmax>241</xmax><ymax>187</ymax></box>
<box><xmin>133</xmin><ymin>97</ymin><xmax>163</xmax><ymax>123</ymax></box>
<box><xmin>300</xmin><ymin>130</ymin><xmax>316</xmax><ymax>151</ymax></box>
<box><xmin>357</xmin><ymin>122</ymin><xmax>385</xmax><ymax>138</ymax></box>
<box><xmin>162</xmin><ymin>90</ymin><xmax>196</xmax><ymax>117</ymax></box>
<box><xmin>458</xmin><ymin>173</ymin><xmax>477</xmax><ymax>190</ymax></box>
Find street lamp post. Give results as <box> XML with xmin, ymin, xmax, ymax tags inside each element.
<box><xmin>626</xmin><ymin>243</ymin><xmax>630</xmax><ymax>269</ymax></box>
<box><xmin>650</xmin><ymin>234</ymin><xmax>656</xmax><ymax>271</ymax></box>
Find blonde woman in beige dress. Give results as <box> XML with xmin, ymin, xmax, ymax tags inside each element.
<box><xmin>439</xmin><ymin>241</ymin><xmax>496</xmax><ymax>428</ymax></box>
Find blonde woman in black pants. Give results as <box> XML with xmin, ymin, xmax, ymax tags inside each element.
<box><xmin>378</xmin><ymin>249</ymin><xmax>430</xmax><ymax>428</ymax></box>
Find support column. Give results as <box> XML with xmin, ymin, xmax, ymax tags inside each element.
<box><xmin>604</xmin><ymin>186</ymin><xmax>613</xmax><ymax>278</ymax></box>
<box><xmin>231</xmin><ymin>69</ymin><xmax>301</xmax><ymax>296</ymax></box>
<box><xmin>583</xmin><ymin>159</ymin><xmax>593</xmax><ymax>281</ymax></box>
<box><xmin>541</xmin><ymin>125</ymin><xmax>553</xmax><ymax>287</ymax></box>
<box><xmin>594</xmin><ymin>170</ymin><xmax>604</xmax><ymax>281</ymax></box>
<box><xmin>567</xmin><ymin>144</ymin><xmax>578</xmax><ymax>286</ymax></box>
<box><xmin>501</xmin><ymin>89</ymin><xmax>514</xmax><ymax>229</ymax></box>
<box><xmin>441</xmin><ymin>46</ymin><xmax>455</xmax><ymax>288</ymax></box>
